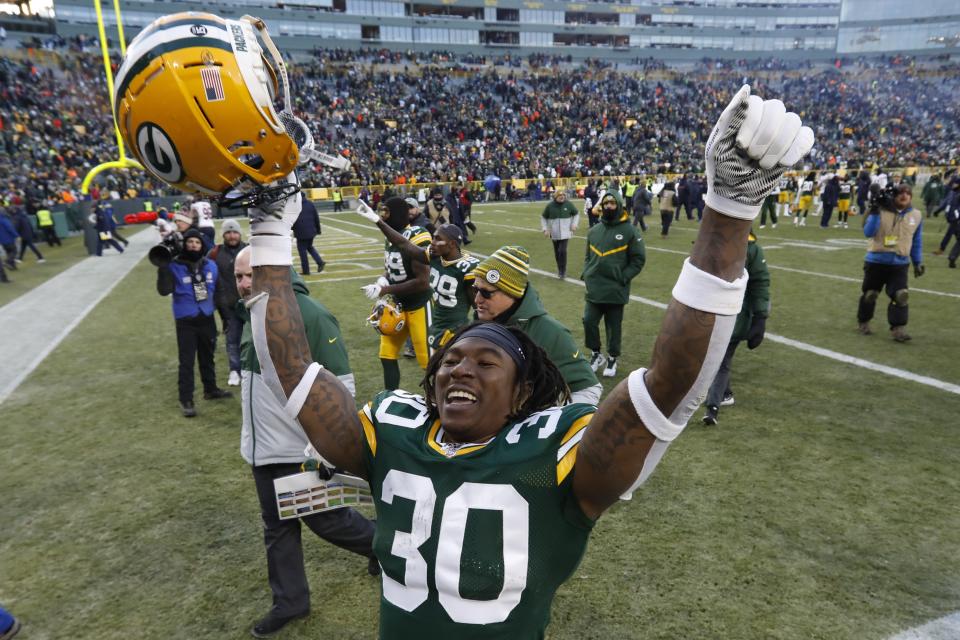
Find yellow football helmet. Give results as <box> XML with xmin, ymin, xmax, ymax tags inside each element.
<box><xmin>368</xmin><ymin>297</ymin><xmax>406</xmax><ymax>336</ymax></box>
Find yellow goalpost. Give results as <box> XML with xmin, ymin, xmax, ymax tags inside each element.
<box><xmin>80</xmin><ymin>0</ymin><xmax>142</xmax><ymax>197</ymax></box>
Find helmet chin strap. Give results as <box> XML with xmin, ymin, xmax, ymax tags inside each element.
<box><xmin>244</xmin><ymin>15</ymin><xmax>352</xmax><ymax>173</ymax></box>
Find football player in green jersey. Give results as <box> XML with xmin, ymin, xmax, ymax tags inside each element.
<box><xmin>366</xmin><ymin>215</ymin><xmax>481</xmax><ymax>351</ymax></box>
<box><xmin>361</xmin><ymin>197</ymin><xmax>434</xmax><ymax>389</ymax></box>
<box><xmin>242</xmin><ymin>86</ymin><xmax>814</xmax><ymax>639</ymax></box>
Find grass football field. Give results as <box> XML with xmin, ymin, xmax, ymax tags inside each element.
<box><xmin>2</xmin><ymin>200</ymin><xmax>959</xmax><ymax>639</ymax></box>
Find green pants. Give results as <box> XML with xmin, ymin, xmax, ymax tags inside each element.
<box><xmin>583</xmin><ymin>301</ymin><xmax>624</xmax><ymax>358</ymax></box>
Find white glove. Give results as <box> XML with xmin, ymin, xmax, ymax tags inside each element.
<box><xmin>248</xmin><ymin>172</ymin><xmax>302</xmax><ymax>266</ymax></box>
<box><xmin>362</xmin><ymin>276</ymin><xmax>390</xmax><ymax>300</ymax></box>
<box><xmin>704</xmin><ymin>85</ymin><xmax>814</xmax><ymax>220</ymax></box>
<box><xmin>356</xmin><ymin>200</ymin><xmax>379</xmax><ymax>224</ymax></box>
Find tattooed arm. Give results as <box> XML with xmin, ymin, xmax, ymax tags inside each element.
<box><xmin>252</xmin><ymin>265</ymin><xmax>368</xmax><ymax>477</ymax></box>
<box><xmin>573</xmin><ymin>209</ymin><xmax>750</xmax><ymax>519</ymax></box>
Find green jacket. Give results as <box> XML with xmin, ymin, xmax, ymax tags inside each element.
<box><xmin>502</xmin><ymin>284</ymin><xmax>599</xmax><ymax>393</ymax></box>
<box><xmin>731</xmin><ymin>236</ymin><xmax>770</xmax><ymax>342</ymax></box>
<box><xmin>921</xmin><ymin>178</ymin><xmax>944</xmax><ymax>205</ymax></box>
<box><xmin>581</xmin><ymin>207</ymin><xmax>645</xmax><ymax>305</ymax></box>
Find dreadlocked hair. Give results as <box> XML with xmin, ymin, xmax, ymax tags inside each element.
<box><xmin>421</xmin><ymin>322</ymin><xmax>571</xmax><ymax>421</ymax></box>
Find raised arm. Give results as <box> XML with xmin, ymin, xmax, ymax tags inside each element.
<box><xmin>247</xmin><ymin>176</ymin><xmax>368</xmax><ymax>477</ymax></box>
<box><xmin>357</xmin><ymin>200</ymin><xmax>430</xmax><ymax>265</ymax></box>
<box><xmin>573</xmin><ymin>86</ymin><xmax>814</xmax><ymax>519</ymax></box>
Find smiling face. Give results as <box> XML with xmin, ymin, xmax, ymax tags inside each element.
<box><xmin>474</xmin><ymin>281</ymin><xmax>516</xmax><ymax>321</ymax></box>
<box><xmin>433</xmin><ymin>337</ymin><xmax>519</xmax><ymax>442</ymax></box>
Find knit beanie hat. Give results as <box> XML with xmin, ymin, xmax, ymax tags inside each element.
<box><xmin>221</xmin><ymin>219</ymin><xmax>242</xmax><ymax>236</ymax></box>
<box><xmin>474</xmin><ymin>246</ymin><xmax>529</xmax><ymax>298</ymax></box>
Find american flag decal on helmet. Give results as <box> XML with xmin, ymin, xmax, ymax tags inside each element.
<box><xmin>200</xmin><ymin>66</ymin><xmax>224</xmax><ymax>102</ymax></box>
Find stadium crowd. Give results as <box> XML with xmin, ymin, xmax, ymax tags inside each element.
<box><xmin>1</xmin><ymin>46</ymin><xmax>958</xmax><ymax>208</ymax></box>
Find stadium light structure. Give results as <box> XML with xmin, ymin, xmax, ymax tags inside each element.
<box><xmin>80</xmin><ymin>0</ymin><xmax>142</xmax><ymax>196</ymax></box>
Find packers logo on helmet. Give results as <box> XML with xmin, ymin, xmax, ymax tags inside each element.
<box><xmin>368</xmin><ymin>297</ymin><xmax>405</xmax><ymax>336</ymax></box>
<box><xmin>113</xmin><ymin>12</ymin><xmax>298</xmax><ymax>198</ymax></box>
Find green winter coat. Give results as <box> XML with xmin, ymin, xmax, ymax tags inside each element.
<box><xmin>921</xmin><ymin>178</ymin><xmax>944</xmax><ymax>206</ymax></box>
<box><xmin>581</xmin><ymin>206</ymin><xmax>645</xmax><ymax>305</ymax></box>
<box><xmin>502</xmin><ymin>283</ymin><xmax>599</xmax><ymax>393</ymax></box>
<box><xmin>236</xmin><ymin>271</ymin><xmax>351</xmax><ymax>377</ymax></box>
<box><xmin>731</xmin><ymin>235</ymin><xmax>770</xmax><ymax>342</ymax></box>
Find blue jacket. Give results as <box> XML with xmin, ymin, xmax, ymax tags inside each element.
<box><xmin>0</xmin><ymin>215</ymin><xmax>18</xmax><ymax>245</ymax></box>
<box><xmin>12</xmin><ymin>211</ymin><xmax>35</xmax><ymax>241</ymax></box>
<box><xmin>156</xmin><ymin>257</ymin><xmax>218</xmax><ymax>320</ymax></box>
<box><xmin>863</xmin><ymin>207</ymin><xmax>923</xmax><ymax>266</ymax></box>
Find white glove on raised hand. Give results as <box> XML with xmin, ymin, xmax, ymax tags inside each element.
<box><xmin>356</xmin><ymin>200</ymin><xmax>379</xmax><ymax>224</ymax></box>
<box><xmin>362</xmin><ymin>276</ymin><xmax>390</xmax><ymax>300</ymax></box>
<box><xmin>704</xmin><ymin>85</ymin><xmax>814</xmax><ymax>220</ymax></box>
<box><xmin>248</xmin><ymin>172</ymin><xmax>302</xmax><ymax>266</ymax></box>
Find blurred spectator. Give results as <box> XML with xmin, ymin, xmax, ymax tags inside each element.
<box><xmin>12</xmin><ymin>207</ymin><xmax>44</xmax><ymax>263</ymax></box>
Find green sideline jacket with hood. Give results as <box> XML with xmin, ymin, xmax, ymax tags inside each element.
<box><xmin>731</xmin><ymin>233</ymin><xmax>770</xmax><ymax>342</ymax></box>
<box><xmin>581</xmin><ymin>194</ymin><xmax>645</xmax><ymax>305</ymax></box>
<box><xmin>501</xmin><ymin>284</ymin><xmax>599</xmax><ymax>394</ymax></box>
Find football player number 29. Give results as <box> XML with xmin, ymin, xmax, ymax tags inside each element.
<box><xmin>380</xmin><ymin>470</ymin><xmax>529</xmax><ymax>624</ymax></box>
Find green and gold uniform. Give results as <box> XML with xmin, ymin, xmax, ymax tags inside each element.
<box><xmin>358</xmin><ymin>391</ymin><xmax>596</xmax><ymax>640</ymax></box>
<box><xmin>428</xmin><ymin>254</ymin><xmax>480</xmax><ymax>349</ymax></box>
<box><xmin>381</xmin><ymin>226</ymin><xmax>433</xmax><ymax>366</ymax></box>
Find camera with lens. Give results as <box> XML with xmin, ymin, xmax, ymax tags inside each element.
<box><xmin>148</xmin><ymin>231</ymin><xmax>183</xmax><ymax>267</ymax></box>
<box><xmin>868</xmin><ymin>183</ymin><xmax>896</xmax><ymax>213</ymax></box>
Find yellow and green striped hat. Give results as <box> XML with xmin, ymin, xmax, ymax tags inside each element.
<box><xmin>475</xmin><ymin>246</ymin><xmax>530</xmax><ymax>298</ymax></box>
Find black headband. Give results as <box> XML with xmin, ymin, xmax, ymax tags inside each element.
<box><xmin>453</xmin><ymin>323</ymin><xmax>526</xmax><ymax>371</ymax></box>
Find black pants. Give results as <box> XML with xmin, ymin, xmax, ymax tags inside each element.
<box><xmin>821</xmin><ymin>204</ymin><xmax>834</xmax><ymax>227</ymax></box>
<box><xmin>660</xmin><ymin>211</ymin><xmax>673</xmax><ymax>236</ymax></box>
<box><xmin>252</xmin><ymin>464</ymin><xmax>374</xmax><ymax>617</ymax></box>
<box><xmin>333</xmin><ymin>200</ymin><xmax>343</xmax><ymax>212</ymax></box>
<box><xmin>551</xmin><ymin>239</ymin><xmax>568</xmax><ymax>277</ymax></box>
<box><xmin>706</xmin><ymin>340</ymin><xmax>739</xmax><ymax>409</ymax></box>
<box><xmin>583</xmin><ymin>301</ymin><xmax>624</xmax><ymax>357</ymax></box>
<box><xmin>19</xmin><ymin>238</ymin><xmax>43</xmax><ymax>260</ymax></box>
<box><xmin>296</xmin><ymin>237</ymin><xmax>324</xmax><ymax>275</ymax></box>
<box><xmin>857</xmin><ymin>261</ymin><xmax>909</xmax><ymax>329</ymax></box>
<box><xmin>939</xmin><ymin>220</ymin><xmax>958</xmax><ymax>252</ymax></box>
<box><xmin>41</xmin><ymin>226</ymin><xmax>61</xmax><ymax>246</ymax></box>
<box><xmin>175</xmin><ymin>314</ymin><xmax>219</xmax><ymax>403</ymax></box>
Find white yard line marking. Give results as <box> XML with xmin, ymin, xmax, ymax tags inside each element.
<box><xmin>324</xmin><ymin>218</ymin><xmax>960</xmax><ymax>396</ymax></box>
<box><xmin>886</xmin><ymin>612</ymin><xmax>960</xmax><ymax>640</ymax></box>
<box><xmin>0</xmin><ymin>229</ymin><xmax>156</xmax><ymax>405</ymax></box>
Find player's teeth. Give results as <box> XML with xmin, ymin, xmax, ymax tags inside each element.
<box><xmin>448</xmin><ymin>390</ymin><xmax>477</xmax><ymax>402</ymax></box>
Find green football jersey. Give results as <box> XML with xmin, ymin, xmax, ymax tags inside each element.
<box><xmin>358</xmin><ymin>390</ymin><xmax>596</xmax><ymax>640</ymax></box>
<box><xmin>385</xmin><ymin>226</ymin><xmax>432</xmax><ymax>310</ymax></box>
<box><xmin>428</xmin><ymin>254</ymin><xmax>480</xmax><ymax>348</ymax></box>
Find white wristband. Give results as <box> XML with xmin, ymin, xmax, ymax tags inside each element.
<box><xmin>627</xmin><ymin>369</ymin><xmax>683</xmax><ymax>442</ymax></box>
<box><xmin>250</xmin><ymin>235</ymin><xmax>292</xmax><ymax>267</ymax></box>
<box><xmin>285</xmin><ymin>362</ymin><xmax>323</xmax><ymax>420</ymax></box>
<box><xmin>671</xmin><ymin>258</ymin><xmax>747</xmax><ymax>315</ymax></box>
<box><xmin>704</xmin><ymin>189</ymin><xmax>761</xmax><ymax>220</ymax></box>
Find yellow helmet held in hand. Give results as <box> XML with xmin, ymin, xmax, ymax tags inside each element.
<box><xmin>368</xmin><ymin>297</ymin><xmax>406</xmax><ymax>336</ymax></box>
<box><xmin>113</xmin><ymin>12</ymin><xmax>298</xmax><ymax>198</ymax></box>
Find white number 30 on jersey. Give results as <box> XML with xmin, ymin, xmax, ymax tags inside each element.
<box><xmin>380</xmin><ymin>470</ymin><xmax>529</xmax><ymax>624</ymax></box>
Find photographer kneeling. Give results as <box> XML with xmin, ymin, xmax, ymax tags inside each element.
<box><xmin>857</xmin><ymin>183</ymin><xmax>924</xmax><ymax>342</ymax></box>
<box><xmin>156</xmin><ymin>228</ymin><xmax>233</xmax><ymax>417</ymax></box>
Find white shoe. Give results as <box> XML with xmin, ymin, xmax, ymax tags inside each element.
<box><xmin>793</xmin><ymin>217</ymin><xmax>799</xmax><ymax>226</ymax></box>
<box><xmin>843</xmin><ymin>223</ymin><xmax>848</xmax><ymax>229</ymax></box>
<box><xmin>771</xmin><ymin>224</ymin><xmax>777</xmax><ymax>229</ymax></box>
<box><xmin>602</xmin><ymin>358</ymin><xmax>618</xmax><ymax>378</ymax></box>
<box><xmin>589</xmin><ymin>351</ymin><xmax>606</xmax><ymax>372</ymax></box>
<box><xmin>800</xmin><ymin>219</ymin><xmax>807</xmax><ymax>227</ymax></box>
<box><xmin>38</xmin><ymin>258</ymin><xmax>46</xmax><ymax>263</ymax></box>
<box><xmin>228</xmin><ymin>370</ymin><xmax>240</xmax><ymax>386</ymax></box>
<box><xmin>759</xmin><ymin>224</ymin><xmax>766</xmax><ymax>229</ymax></box>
